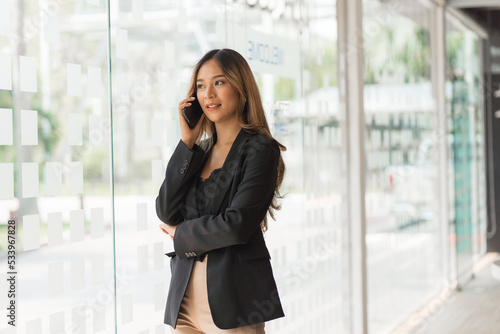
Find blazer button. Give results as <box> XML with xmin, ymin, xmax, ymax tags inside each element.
<box><xmin>180</xmin><ymin>168</ymin><xmax>185</xmax><ymax>174</ymax></box>
<box><xmin>185</xmin><ymin>252</ymin><xmax>190</xmax><ymax>257</ymax></box>
<box><xmin>183</xmin><ymin>159</ymin><xmax>188</xmax><ymax>166</ymax></box>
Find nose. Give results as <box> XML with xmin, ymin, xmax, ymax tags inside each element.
<box><xmin>204</xmin><ymin>85</ymin><xmax>215</xmax><ymax>99</ymax></box>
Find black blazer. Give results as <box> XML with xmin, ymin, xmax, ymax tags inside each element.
<box><xmin>156</xmin><ymin>128</ymin><xmax>285</xmax><ymax>329</ymax></box>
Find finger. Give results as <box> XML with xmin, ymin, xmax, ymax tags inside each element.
<box><xmin>159</xmin><ymin>224</ymin><xmax>169</xmax><ymax>235</ymax></box>
<box><xmin>178</xmin><ymin>96</ymin><xmax>195</xmax><ymax>106</ymax></box>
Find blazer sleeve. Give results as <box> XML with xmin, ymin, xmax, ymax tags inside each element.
<box><xmin>173</xmin><ymin>138</ymin><xmax>280</xmax><ymax>259</ymax></box>
<box><xmin>155</xmin><ymin>140</ymin><xmax>206</xmax><ymax>226</ymax></box>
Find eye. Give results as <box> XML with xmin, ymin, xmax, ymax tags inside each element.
<box><xmin>196</xmin><ymin>84</ymin><xmax>205</xmax><ymax>90</ymax></box>
<box><xmin>215</xmin><ymin>80</ymin><xmax>225</xmax><ymax>86</ymax></box>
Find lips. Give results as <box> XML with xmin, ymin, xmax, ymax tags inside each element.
<box><xmin>205</xmin><ymin>103</ymin><xmax>221</xmax><ymax>110</ymax></box>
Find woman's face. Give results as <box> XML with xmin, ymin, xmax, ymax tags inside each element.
<box><xmin>196</xmin><ymin>59</ymin><xmax>240</xmax><ymax>125</ymax></box>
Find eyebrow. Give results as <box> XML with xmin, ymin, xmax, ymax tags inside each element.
<box><xmin>197</xmin><ymin>74</ymin><xmax>226</xmax><ymax>82</ymax></box>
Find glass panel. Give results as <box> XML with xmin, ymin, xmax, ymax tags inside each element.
<box><xmin>108</xmin><ymin>0</ymin><xmax>223</xmax><ymax>332</ymax></box>
<box><xmin>445</xmin><ymin>14</ymin><xmax>487</xmax><ymax>283</ymax></box>
<box><xmin>362</xmin><ymin>1</ymin><xmax>442</xmax><ymax>332</ymax></box>
<box><xmin>108</xmin><ymin>0</ymin><xmax>345</xmax><ymax>333</ymax></box>
<box><xmin>235</xmin><ymin>2</ymin><xmax>348</xmax><ymax>333</ymax></box>
<box><xmin>0</xmin><ymin>1</ymin><xmax>115</xmax><ymax>332</ymax></box>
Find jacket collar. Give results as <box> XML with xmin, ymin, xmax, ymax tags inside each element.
<box><xmin>206</xmin><ymin>128</ymin><xmax>253</xmax><ymax>214</ymax></box>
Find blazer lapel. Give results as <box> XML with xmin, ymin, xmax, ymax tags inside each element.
<box><xmin>210</xmin><ymin>128</ymin><xmax>252</xmax><ymax>214</ymax></box>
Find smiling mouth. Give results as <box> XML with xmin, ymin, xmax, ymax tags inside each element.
<box><xmin>206</xmin><ymin>104</ymin><xmax>221</xmax><ymax>109</ymax></box>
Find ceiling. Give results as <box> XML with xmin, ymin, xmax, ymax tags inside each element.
<box><xmin>447</xmin><ymin>0</ymin><xmax>500</xmax><ymax>33</ymax></box>
<box><xmin>447</xmin><ymin>0</ymin><xmax>500</xmax><ymax>9</ymax></box>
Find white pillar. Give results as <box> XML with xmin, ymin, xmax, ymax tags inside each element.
<box><xmin>338</xmin><ymin>0</ymin><xmax>368</xmax><ymax>333</ymax></box>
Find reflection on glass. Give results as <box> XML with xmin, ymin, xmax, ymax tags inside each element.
<box><xmin>363</xmin><ymin>0</ymin><xmax>441</xmax><ymax>332</ymax></box>
<box><xmin>445</xmin><ymin>14</ymin><xmax>487</xmax><ymax>283</ymax></box>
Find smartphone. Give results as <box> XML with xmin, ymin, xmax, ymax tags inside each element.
<box><xmin>182</xmin><ymin>95</ymin><xmax>203</xmax><ymax>129</ymax></box>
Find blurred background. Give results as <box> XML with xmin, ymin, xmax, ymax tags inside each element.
<box><xmin>0</xmin><ymin>0</ymin><xmax>499</xmax><ymax>333</ymax></box>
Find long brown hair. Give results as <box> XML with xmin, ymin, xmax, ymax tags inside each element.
<box><xmin>187</xmin><ymin>48</ymin><xmax>286</xmax><ymax>231</ymax></box>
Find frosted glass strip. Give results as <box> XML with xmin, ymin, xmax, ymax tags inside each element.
<box><xmin>67</xmin><ymin>63</ymin><xmax>82</xmax><ymax>96</ymax></box>
<box><xmin>47</xmin><ymin>212</ymin><xmax>63</xmax><ymax>246</ymax></box>
<box><xmin>137</xmin><ymin>202</ymin><xmax>147</xmax><ymax>231</ymax></box>
<box><xmin>0</xmin><ymin>108</ymin><xmax>13</xmax><ymax>144</ymax></box>
<box><xmin>25</xmin><ymin>318</ymin><xmax>42</xmax><ymax>334</ymax></box>
<box><xmin>164</xmin><ymin>41</ymin><xmax>175</xmax><ymax>69</ymax></box>
<box><xmin>68</xmin><ymin>161</ymin><xmax>83</xmax><ymax>194</ymax></box>
<box><xmin>48</xmin><ymin>262</ymin><xmax>64</xmax><ymax>296</ymax></box>
<box><xmin>20</xmin><ymin>56</ymin><xmax>37</xmax><ymax>92</ymax></box>
<box><xmin>89</xmin><ymin>115</ymin><xmax>104</xmax><ymax>146</ymax></box>
<box><xmin>44</xmin><ymin>12</ymin><xmax>59</xmax><ymax>44</ymax></box>
<box><xmin>71</xmin><ymin>258</ymin><xmax>85</xmax><ymax>291</ymax></box>
<box><xmin>177</xmin><ymin>7</ymin><xmax>187</xmax><ymax>32</ymax></box>
<box><xmin>0</xmin><ymin>53</ymin><xmax>12</xmax><ymax>90</ymax></box>
<box><xmin>87</xmin><ymin>66</ymin><xmax>103</xmax><ymax>98</ymax></box>
<box><xmin>132</xmin><ymin>0</ymin><xmax>143</xmax><ymax>20</ymax></box>
<box><xmin>153</xmin><ymin>242</ymin><xmax>163</xmax><ymax>270</ymax></box>
<box><xmin>137</xmin><ymin>244</ymin><xmax>148</xmax><ymax>274</ymax></box>
<box><xmin>22</xmin><ymin>162</ymin><xmax>39</xmax><ymax>198</ymax></box>
<box><xmin>91</xmin><ymin>254</ymin><xmax>105</xmax><ymax>286</ymax></box>
<box><xmin>152</xmin><ymin>159</ymin><xmax>164</xmax><ymax>188</ymax></box>
<box><xmin>21</xmin><ymin>109</ymin><xmax>38</xmax><ymax>145</ymax></box>
<box><xmin>154</xmin><ymin>283</ymin><xmax>164</xmax><ymax>311</ymax></box>
<box><xmin>0</xmin><ymin>0</ymin><xmax>10</xmax><ymax>35</ymax></box>
<box><xmin>134</xmin><ymin>117</ymin><xmax>147</xmax><ymax>146</ymax></box>
<box><xmin>0</xmin><ymin>163</ymin><xmax>14</xmax><ymax>199</ymax></box>
<box><xmin>49</xmin><ymin>311</ymin><xmax>65</xmax><ymax>333</ymax></box>
<box><xmin>68</xmin><ymin>113</ymin><xmax>83</xmax><ymax>145</ymax></box>
<box><xmin>46</xmin><ymin>162</ymin><xmax>62</xmax><ymax>196</ymax></box>
<box><xmin>87</xmin><ymin>0</ymin><xmax>100</xmax><ymax>6</ymax></box>
<box><xmin>23</xmin><ymin>214</ymin><xmax>40</xmax><ymax>251</ymax></box>
<box><xmin>72</xmin><ymin>306</ymin><xmax>86</xmax><ymax>333</ymax></box>
<box><xmin>116</xmin><ymin>72</ymin><xmax>128</xmax><ymax>94</ymax></box>
<box><xmin>70</xmin><ymin>209</ymin><xmax>84</xmax><ymax>243</ymax></box>
<box><xmin>91</xmin><ymin>207</ymin><xmax>104</xmax><ymax>239</ymax></box>
<box><xmin>116</xmin><ymin>29</ymin><xmax>128</xmax><ymax>59</ymax></box>
<box><xmin>155</xmin><ymin>324</ymin><xmax>165</xmax><ymax>334</ymax></box>
<box><xmin>216</xmin><ymin>20</ymin><xmax>225</xmax><ymax>43</ymax></box>
<box><xmin>151</xmin><ymin>119</ymin><xmax>163</xmax><ymax>146</ymax></box>
<box><xmin>93</xmin><ymin>304</ymin><xmax>105</xmax><ymax>332</ymax></box>
<box><xmin>121</xmin><ymin>293</ymin><xmax>133</xmax><ymax>324</ymax></box>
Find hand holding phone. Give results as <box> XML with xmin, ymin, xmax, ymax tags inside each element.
<box><xmin>182</xmin><ymin>95</ymin><xmax>204</xmax><ymax>129</ymax></box>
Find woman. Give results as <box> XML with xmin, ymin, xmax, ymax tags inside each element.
<box><xmin>156</xmin><ymin>48</ymin><xmax>286</xmax><ymax>334</ymax></box>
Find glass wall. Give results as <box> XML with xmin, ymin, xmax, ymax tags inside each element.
<box><xmin>0</xmin><ymin>0</ymin><xmax>490</xmax><ymax>333</ymax></box>
<box><xmin>110</xmin><ymin>0</ymin><xmax>346</xmax><ymax>332</ymax></box>
<box><xmin>1</xmin><ymin>0</ymin><xmax>345</xmax><ymax>333</ymax></box>
<box><xmin>362</xmin><ymin>1</ymin><xmax>442</xmax><ymax>332</ymax></box>
<box><xmin>445</xmin><ymin>13</ymin><xmax>487</xmax><ymax>284</ymax></box>
<box><xmin>0</xmin><ymin>1</ymin><xmax>115</xmax><ymax>333</ymax></box>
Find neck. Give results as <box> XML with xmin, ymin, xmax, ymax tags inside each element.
<box><xmin>214</xmin><ymin>119</ymin><xmax>242</xmax><ymax>146</ymax></box>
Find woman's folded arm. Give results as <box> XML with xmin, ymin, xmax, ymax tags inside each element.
<box><xmin>173</xmin><ymin>140</ymin><xmax>280</xmax><ymax>259</ymax></box>
<box><xmin>155</xmin><ymin>140</ymin><xmax>206</xmax><ymax>226</ymax></box>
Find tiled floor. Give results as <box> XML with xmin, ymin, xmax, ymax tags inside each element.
<box><xmin>396</xmin><ymin>252</ymin><xmax>500</xmax><ymax>334</ymax></box>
